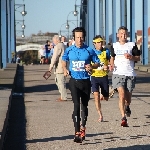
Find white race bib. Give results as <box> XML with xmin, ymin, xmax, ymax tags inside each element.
<box><xmin>72</xmin><ymin>61</ymin><xmax>85</xmax><ymax>71</ymax></box>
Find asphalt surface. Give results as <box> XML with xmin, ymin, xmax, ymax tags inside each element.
<box><xmin>3</xmin><ymin>64</ymin><xmax>150</xmax><ymax>150</ymax></box>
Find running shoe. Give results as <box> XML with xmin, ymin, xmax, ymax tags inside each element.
<box><xmin>80</xmin><ymin>127</ymin><xmax>86</xmax><ymax>141</ymax></box>
<box><xmin>121</xmin><ymin>117</ymin><xmax>128</xmax><ymax>127</ymax></box>
<box><xmin>125</xmin><ymin>106</ymin><xmax>131</xmax><ymax>117</ymax></box>
<box><xmin>74</xmin><ymin>132</ymin><xmax>82</xmax><ymax>143</ymax></box>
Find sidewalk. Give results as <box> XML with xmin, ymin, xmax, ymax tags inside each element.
<box><xmin>0</xmin><ymin>63</ymin><xmax>18</xmax><ymax>149</ymax></box>
<box><xmin>24</xmin><ymin>65</ymin><xmax>150</xmax><ymax>150</ymax></box>
<box><xmin>135</xmin><ymin>63</ymin><xmax>150</xmax><ymax>72</ymax></box>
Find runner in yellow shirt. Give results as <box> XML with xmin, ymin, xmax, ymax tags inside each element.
<box><xmin>91</xmin><ymin>35</ymin><xmax>110</xmax><ymax>122</ymax></box>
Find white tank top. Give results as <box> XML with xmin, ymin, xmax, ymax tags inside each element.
<box><xmin>113</xmin><ymin>42</ymin><xmax>136</xmax><ymax>76</ymax></box>
<box><xmin>39</xmin><ymin>49</ymin><xmax>45</xmax><ymax>56</ymax></box>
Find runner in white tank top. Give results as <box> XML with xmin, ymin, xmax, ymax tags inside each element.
<box><xmin>109</xmin><ymin>26</ymin><xmax>141</xmax><ymax>127</ymax></box>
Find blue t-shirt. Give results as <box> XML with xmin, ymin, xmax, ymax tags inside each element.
<box><xmin>49</xmin><ymin>48</ymin><xmax>54</xmax><ymax>57</ymax></box>
<box><xmin>62</xmin><ymin>44</ymin><xmax>100</xmax><ymax>79</ymax></box>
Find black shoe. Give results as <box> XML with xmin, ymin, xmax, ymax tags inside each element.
<box><xmin>126</xmin><ymin>106</ymin><xmax>131</xmax><ymax>117</ymax></box>
<box><xmin>74</xmin><ymin>132</ymin><xmax>82</xmax><ymax>143</ymax></box>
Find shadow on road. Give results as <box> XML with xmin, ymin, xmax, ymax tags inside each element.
<box><xmin>3</xmin><ymin>66</ymin><xmax>26</xmax><ymax>150</ymax></box>
<box><xmin>26</xmin><ymin>132</ymin><xmax>113</xmax><ymax>143</ymax></box>
<box><xmin>104</xmin><ymin>144</ymin><xmax>150</xmax><ymax>150</ymax></box>
<box><xmin>24</xmin><ymin>83</ymin><xmax>69</xmax><ymax>93</ymax></box>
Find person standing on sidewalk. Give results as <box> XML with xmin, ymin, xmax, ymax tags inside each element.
<box><xmin>109</xmin><ymin>26</ymin><xmax>141</xmax><ymax>127</ymax></box>
<box><xmin>44</xmin><ymin>40</ymin><xmax>51</xmax><ymax>64</ymax></box>
<box><xmin>91</xmin><ymin>35</ymin><xmax>110</xmax><ymax>122</ymax></box>
<box><xmin>49</xmin><ymin>35</ymin><xmax>67</xmax><ymax>101</ymax></box>
<box><xmin>39</xmin><ymin>47</ymin><xmax>46</xmax><ymax>64</ymax></box>
<box><xmin>62</xmin><ymin>27</ymin><xmax>100</xmax><ymax>143</ymax></box>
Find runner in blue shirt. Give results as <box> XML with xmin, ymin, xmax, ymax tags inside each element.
<box><xmin>62</xmin><ymin>27</ymin><xmax>100</xmax><ymax>143</ymax></box>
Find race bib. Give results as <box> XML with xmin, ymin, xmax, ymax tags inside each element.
<box><xmin>72</xmin><ymin>61</ymin><xmax>85</xmax><ymax>71</ymax></box>
<box><xmin>116</xmin><ymin>49</ymin><xmax>128</xmax><ymax>55</ymax></box>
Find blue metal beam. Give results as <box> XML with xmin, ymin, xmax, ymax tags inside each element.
<box><xmin>99</xmin><ymin>0</ymin><xmax>103</xmax><ymax>37</ymax></box>
<box><xmin>11</xmin><ymin>0</ymin><xmax>16</xmax><ymax>62</ymax></box>
<box><xmin>112</xmin><ymin>0</ymin><xmax>116</xmax><ymax>43</ymax></box>
<box><xmin>95</xmin><ymin>0</ymin><xmax>100</xmax><ymax>35</ymax></box>
<box><xmin>130</xmin><ymin>0</ymin><xmax>135</xmax><ymax>42</ymax></box>
<box><xmin>1</xmin><ymin>0</ymin><xmax>7</xmax><ymax>68</ymax></box>
<box><xmin>105</xmin><ymin>0</ymin><xmax>109</xmax><ymax>43</ymax></box>
<box><xmin>7</xmin><ymin>0</ymin><xmax>11</xmax><ymax>63</ymax></box>
<box><xmin>0</xmin><ymin>0</ymin><xmax>2</xmax><ymax>68</ymax></box>
<box><xmin>87</xmin><ymin>0</ymin><xmax>95</xmax><ymax>48</ymax></box>
<box><xmin>11</xmin><ymin>0</ymin><xmax>15</xmax><ymax>62</ymax></box>
<box><xmin>86</xmin><ymin>1</ymin><xmax>89</xmax><ymax>45</ymax></box>
<box><xmin>120</xmin><ymin>0</ymin><xmax>125</xmax><ymax>26</ymax></box>
<box><xmin>142</xmin><ymin>0</ymin><xmax>148</xmax><ymax>65</ymax></box>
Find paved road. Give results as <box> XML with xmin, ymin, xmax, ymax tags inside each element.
<box><xmin>24</xmin><ymin>65</ymin><xmax>150</xmax><ymax>150</ymax></box>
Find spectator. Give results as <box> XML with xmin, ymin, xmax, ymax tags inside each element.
<box><xmin>49</xmin><ymin>35</ymin><xmax>67</xmax><ymax>101</ymax></box>
<box><xmin>44</xmin><ymin>40</ymin><xmax>51</xmax><ymax>64</ymax></box>
<box><xmin>39</xmin><ymin>46</ymin><xmax>45</xmax><ymax>64</ymax></box>
<box><xmin>16</xmin><ymin>55</ymin><xmax>20</xmax><ymax>64</ymax></box>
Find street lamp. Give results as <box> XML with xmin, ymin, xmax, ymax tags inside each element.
<box><xmin>16</xmin><ymin>20</ymin><xmax>26</xmax><ymax>29</ymax></box>
<box><xmin>58</xmin><ymin>23</ymin><xmax>67</xmax><ymax>37</ymax></box>
<box><xmin>73</xmin><ymin>0</ymin><xmax>79</xmax><ymax>26</ymax></box>
<box><xmin>16</xmin><ymin>30</ymin><xmax>25</xmax><ymax>38</ymax></box>
<box><xmin>65</xmin><ymin>20</ymin><xmax>77</xmax><ymax>40</ymax></box>
<box><xmin>66</xmin><ymin>21</ymin><xmax>69</xmax><ymax>29</ymax></box>
<box><xmin>59</xmin><ymin>22</ymin><xmax>75</xmax><ymax>39</ymax></box>
<box><xmin>15</xmin><ymin>4</ymin><xmax>27</xmax><ymax>16</ymax></box>
<box><xmin>74</xmin><ymin>0</ymin><xmax>87</xmax><ymax>28</ymax></box>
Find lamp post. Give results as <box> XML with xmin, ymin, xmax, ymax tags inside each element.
<box><xmin>15</xmin><ymin>3</ymin><xmax>27</xmax><ymax>60</ymax></box>
<box><xmin>74</xmin><ymin>0</ymin><xmax>87</xmax><ymax>28</ymax></box>
<box><xmin>74</xmin><ymin>0</ymin><xmax>79</xmax><ymax>27</ymax></box>
<box><xmin>15</xmin><ymin>20</ymin><xmax>26</xmax><ymax>29</ymax></box>
<box><xmin>16</xmin><ymin>30</ymin><xmax>25</xmax><ymax>38</ymax></box>
<box><xmin>15</xmin><ymin>4</ymin><xmax>27</xmax><ymax>16</ymax></box>
<box><xmin>59</xmin><ymin>18</ymin><xmax>76</xmax><ymax>40</ymax></box>
<box><xmin>59</xmin><ymin>23</ymin><xmax>68</xmax><ymax>38</ymax></box>
<box><xmin>59</xmin><ymin>30</ymin><xmax>72</xmax><ymax>38</ymax></box>
<box><xmin>59</xmin><ymin>22</ymin><xmax>76</xmax><ymax>39</ymax></box>
<box><xmin>65</xmin><ymin>11</ymin><xmax>78</xmax><ymax>39</ymax></box>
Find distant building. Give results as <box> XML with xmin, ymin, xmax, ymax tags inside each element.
<box><xmin>16</xmin><ymin>32</ymin><xmax>58</xmax><ymax>45</ymax></box>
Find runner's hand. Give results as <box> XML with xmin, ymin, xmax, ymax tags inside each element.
<box><xmin>64</xmin><ymin>69</ymin><xmax>69</xmax><ymax>77</ymax></box>
<box><xmin>124</xmin><ymin>53</ymin><xmax>132</xmax><ymax>59</ymax></box>
<box><xmin>85</xmin><ymin>64</ymin><xmax>92</xmax><ymax>72</ymax></box>
<box><xmin>103</xmin><ymin>65</ymin><xmax>109</xmax><ymax>70</ymax></box>
<box><xmin>109</xmin><ymin>65</ymin><xmax>114</xmax><ymax>71</ymax></box>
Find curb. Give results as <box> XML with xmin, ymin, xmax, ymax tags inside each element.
<box><xmin>135</xmin><ymin>65</ymin><xmax>150</xmax><ymax>73</ymax></box>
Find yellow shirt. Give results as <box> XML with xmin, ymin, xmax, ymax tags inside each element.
<box><xmin>91</xmin><ymin>50</ymin><xmax>109</xmax><ymax>77</ymax></box>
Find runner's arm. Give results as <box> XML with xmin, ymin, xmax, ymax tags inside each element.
<box><xmin>130</xmin><ymin>44</ymin><xmax>141</xmax><ymax>61</ymax></box>
<box><xmin>91</xmin><ymin>50</ymin><xmax>100</xmax><ymax>69</ymax></box>
<box><xmin>109</xmin><ymin>46</ymin><xmax>116</xmax><ymax>66</ymax></box>
<box><xmin>62</xmin><ymin>49</ymin><xmax>70</xmax><ymax>76</ymax></box>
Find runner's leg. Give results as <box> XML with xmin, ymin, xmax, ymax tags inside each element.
<box><xmin>91</xmin><ymin>77</ymin><xmax>103</xmax><ymax>121</ymax></box>
<box><xmin>69</xmin><ymin>78</ymin><xmax>81</xmax><ymax>133</ymax></box>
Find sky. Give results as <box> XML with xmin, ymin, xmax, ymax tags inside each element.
<box><xmin>15</xmin><ymin>0</ymin><xmax>150</xmax><ymax>38</ymax></box>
